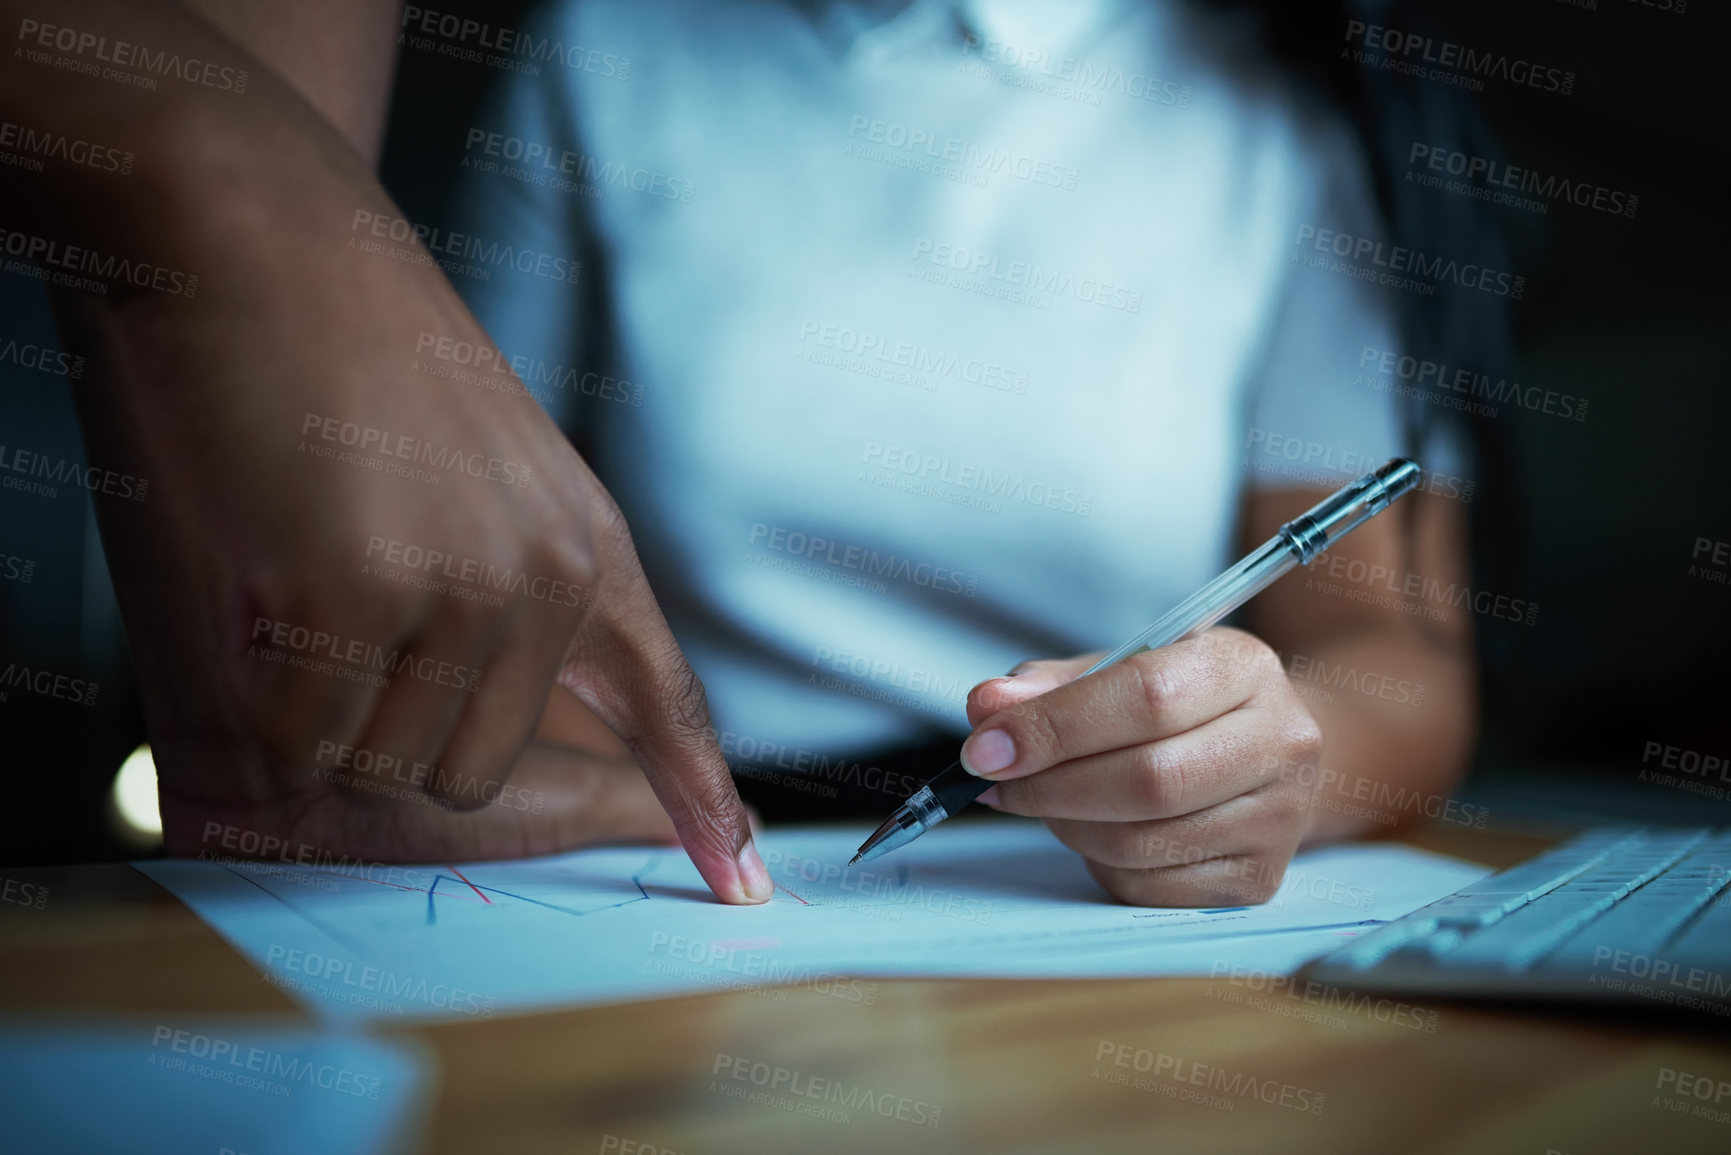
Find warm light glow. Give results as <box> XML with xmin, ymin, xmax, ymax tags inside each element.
<box><xmin>111</xmin><ymin>743</ymin><xmax>163</xmax><ymax>844</ymax></box>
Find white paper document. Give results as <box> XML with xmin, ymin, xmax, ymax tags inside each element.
<box><xmin>135</xmin><ymin>819</ymin><xmax>1490</xmax><ymax>1023</ymax></box>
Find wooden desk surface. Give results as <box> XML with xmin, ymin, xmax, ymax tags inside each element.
<box><xmin>4</xmin><ymin>823</ymin><xmax>1730</xmax><ymax>1155</ymax></box>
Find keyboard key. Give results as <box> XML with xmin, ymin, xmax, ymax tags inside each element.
<box><xmin>1437</xmin><ymin>891</ymin><xmax>1623</xmax><ymax>971</ymax></box>
<box><xmin>1457</xmin><ymin>860</ymin><xmax>1601</xmax><ymax>902</ymax></box>
<box><xmin>1540</xmin><ymin>885</ymin><xmax>1725</xmax><ymax>970</ymax></box>
<box><xmin>1305</xmin><ymin>828</ymin><xmax>1731</xmax><ymax>1007</ymax></box>
<box><xmin>1421</xmin><ymin>897</ymin><xmax>1512</xmax><ymax>928</ymax></box>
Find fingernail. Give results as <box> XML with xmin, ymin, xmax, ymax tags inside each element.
<box><xmin>977</xmin><ymin>785</ymin><xmax>1001</xmax><ymax>808</ymax></box>
<box><xmin>736</xmin><ymin>838</ymin><xmax>774</xmax><ymax>903</ymax></box>
<box><xmin>960</xmin><ymin>729</ymin><xmax>1016</xmax><ymax>777</ymax></box>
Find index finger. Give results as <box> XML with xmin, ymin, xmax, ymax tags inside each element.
<box><xmin>555</xmin><ymin>542</ymin><xmax>772</xmax><ymax>906</ymax></box>
<box><xmin>958</xmin><ymin>629</ymin><xmax>1277</xmax><ymax>783</ymax></box>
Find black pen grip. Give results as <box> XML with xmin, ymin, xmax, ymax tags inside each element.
<box><xmin>927</xmin><ymin>759</ymin><xmax>992</xmax><ymax>817</ymax></box>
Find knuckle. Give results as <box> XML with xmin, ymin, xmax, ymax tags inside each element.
<box><xmin>539</xmin><ymin>534</ymin><xmax>600</xmax><ymax>595</ymax></box>
<box><xmin>1128</xmin><ymin>652</ymin><xmax>1183</xmax><ymax>717</ymax></box>
<box><xmin>1131</xmin><ymin>743</ymin><xmax>1185</xmax><ymax>816</ymax></box>
<box><xmin>672</xmin><ymin>802</ymin><xmax>742</xmax><ymax>865</ymax></box>
<box><xmin>654</xmin><ymin>658</ymin><xmax>716</xmax><ymax>742</ymax></box>
<box><xmin>586</xmin><ymin>488</ymin><xmax>632</xmax><ymax>544</ymax></box>
<box><xmin>966</xmin><ymin>678</ymin><xmax>1004</xmax><ymax>716</ymax></box>
<box><xmin>1282</xmin><ymin>710</ymin><xmax>1326</xmax><ymax>761</ymax></box>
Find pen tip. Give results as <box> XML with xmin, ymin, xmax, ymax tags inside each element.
<box><xmin>847</xmin><ymin>854</ymin><xmax>862</xmax><ymax>866</ymax></box>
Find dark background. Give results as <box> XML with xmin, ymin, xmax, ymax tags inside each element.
<box><xmin>2</xmin><ymin>0</ymin><xmax>1725</xmax><ymax>865</ymax></box>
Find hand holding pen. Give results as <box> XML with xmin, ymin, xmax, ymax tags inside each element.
<box><xmin>854</xmin><ymin>459</ymin><xmax>1426</xmax><ymax>906</ymax></box>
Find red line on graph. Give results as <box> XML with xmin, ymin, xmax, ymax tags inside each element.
<box><xmin>447</xmin><ymin>864</ymin><xmax>493</xmax><ymax>904</ymax></box>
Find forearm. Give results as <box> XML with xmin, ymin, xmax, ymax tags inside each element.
<box><xmin>0</xmin><ymin>0</ymin><xmax>395</xmax><ymax>262</ymax></box>
<box><xmin>1289</xmin><ymin>628</ymin><xmax>1479</xmax><ymax>842</ymax></box>
<box><xmin>1</xmin><ymin>0</ymin><xmax>446</xmax><ymax>561</ymax></box>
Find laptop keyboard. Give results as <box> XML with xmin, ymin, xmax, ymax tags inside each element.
<box><xmin>1304</xmin><ymin>828</ymin><xmax>1731</xmax><ymax>1006</ymax></box>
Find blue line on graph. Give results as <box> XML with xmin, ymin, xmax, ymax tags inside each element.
<box><xmin>423</xmin><ymin>857</ymin><xmax>661</xmax><ymax>925</ymax></box>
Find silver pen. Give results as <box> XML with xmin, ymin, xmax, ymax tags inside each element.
<box><xmin>850</xmin><ymin>457</ymin><xmax>1424</xmax><ymax>865</ymax></box>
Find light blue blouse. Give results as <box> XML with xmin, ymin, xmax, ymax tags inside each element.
<box><xmin>450</xmin><ymin>0</ymin><xmax>1417</xmax><ymax>756</ymax></box>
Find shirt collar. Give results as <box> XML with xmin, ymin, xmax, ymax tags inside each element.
<box><xmin>801</xmin><ymin>0</ymin><xmax>1127</xmax><ymax>62</ymax></box>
